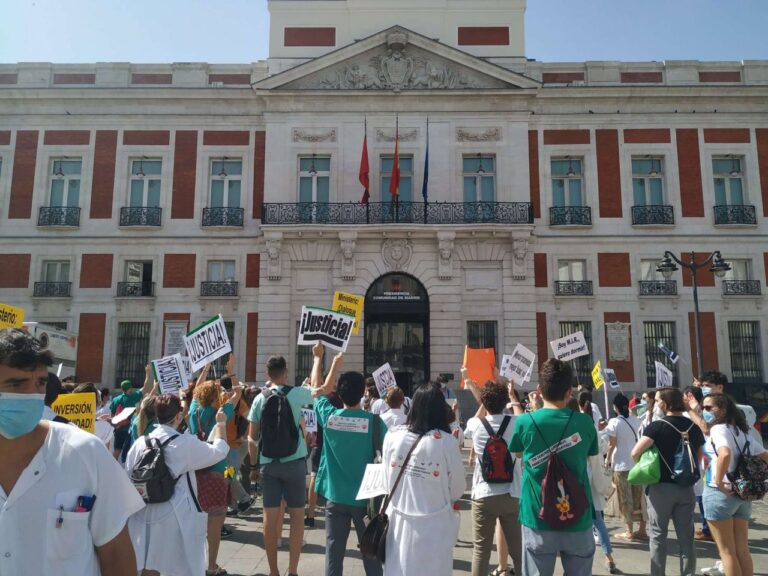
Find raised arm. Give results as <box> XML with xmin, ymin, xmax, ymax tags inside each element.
<box><xmin>140</xmin><ymin>364</ymin><xmax>154</xmax><ymax>396</ymax></box>
<box><xmin>313</xmin><ymin>352</ymin><xmax>344</xmax><ymax>398</ymax></box>
<box><xmin>310</xmin><ymin>342</ymin><xmax>325</xmax><ymax>392</ymax></box>
<box><xmin>196</xmin><ymin>363</ymin><xmax>212</xmax><ymax>389</ymax></box>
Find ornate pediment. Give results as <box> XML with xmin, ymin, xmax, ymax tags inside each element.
<box><xmin>255</xmin><ymin>27</ymin><xmax>539</xmax><ymax>92</ymax></box>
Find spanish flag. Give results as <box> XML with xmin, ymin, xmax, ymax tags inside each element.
<box><xmin>389</xmin><ymin>117</ymin><xmax>400</xmax><ymax>201</ymax></box>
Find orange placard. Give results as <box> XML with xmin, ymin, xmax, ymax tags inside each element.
<box><xmin>460</xmin><ymin>346</ymin><xmax>497</xmax><ymax>389</ymax></box>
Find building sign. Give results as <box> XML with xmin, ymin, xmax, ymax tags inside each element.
<box><xmin>163</xmin><ymin>321</ymin><xmax>188</xmax><ymax>356</ymax></box>
<box><xmin>606</xmin><ymin>322</ymin><xmax>631</xmax><ymax>362</ymax></box>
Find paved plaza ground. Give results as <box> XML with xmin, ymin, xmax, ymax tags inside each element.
<box><xmin>216</xmin><ymin>447</ymin><xmax>768</xmax><ymax>576</ymax></box>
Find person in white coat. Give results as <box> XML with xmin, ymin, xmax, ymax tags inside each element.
<box><xmin>125</xmin><ymin>393</ymin><xmax>230</xmax><ymax>576</ymax></box>
<box><xmin>382</xmin><ymin>382</ymin><xmax>465</xmax><ymax>576</ymax></box>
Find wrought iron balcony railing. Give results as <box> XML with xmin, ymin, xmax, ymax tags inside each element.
<box><xmin>639</xmin><ymin>280</ymin><xmax>678</xmax><ymax>296</ymax></box>
<box><xmin>202</xmin><ymin>207</ymin><xmax>244</xmax><ymax>227</ymax></box>
<box><xmin>554</xmin><ymin>280</ymin><xmax>593</xmax><ymax>296</ymax></box>
<box><xmin>722</xmin><ymin>280</ymin><xmax>762</xmax><ymax>296</ymax></box>
<box><xmin>120</xmin><ymin>206</ymin><xmax>162</xmax><ymax>227</ymax></box>
<box><xmin>117</xmin><ymin>281</ymin><xmax>155</xmax><ymax>297</ymax></box>
<box><xmin>38</xmin><ymin>206</ymin><xmax>80</xmax><ymax>227</ymax></box>
<box><xmin>549</xmin><ymin>206</ymin><xmax>592</xmax><ymax>226</ymax></box>
<box><xmin>33</xmin><ymin>282</ymin><xmax>71</xmax><ymax>297</ymax></box>
<box><xmin>632</xmin><ymin>205</ymin><xmax>675</xmax><ymax>226</ymax></box>
<box><xmin>200</xmin><ymin>281</ymin><xmax>238</xmax><ymax>297</ymax></box>
<box><xmin>261</xmin><ymin>201</ymin><xmax>534</xmax><ymax>225</ymax></box>
<box><xmin>714</xmin><ymin>204</ymin><xmax>757</xmax><ymax>225</ymax></box>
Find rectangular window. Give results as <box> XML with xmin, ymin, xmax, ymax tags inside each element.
<box><xmin>129</xmin><ymin>158</ymin><xmax>162</xmax><ymax>207</ymax></box>
<box><xmin>207</xmin><ymin>260</ymin><xmax>236</xmax><ymax>282</ymax></box>
<box><xmin>640</xmin><ymin>259</ymin><xmax>664</xmax><ymax>281</ymax></box>
<box><xmin>728</xmin><ymin>321</ymin><xmax>763</xmax><ymax>384</ymax></box>
<box><xmin>713</xmin><ymin>157</ymin><xmax>744</xmax><ymax>206</ymax></box>
<box><xmin>559</xmin><ymin>321</ymin><xmax>593</xmax><ymax>384</ymax></box>
<box><xmin>557</xmin><ymin>260</ymin><xmax>586</xmax><ymax>282</ymax></box>
<box><xmin>724</xmin><ymin>259</ymin><xmax>751</xmax><ymax>281</ymax></box>
<box><xmin>210</xmin><ymin>159</ymin><xmax>242</xmax><ymax>208</ymax></box>
<box><xmin>125</xmin><ymin>261</ymin><xmax>153</xmax><ymax>283</ymax></box>
<box><xmin>467</xmin><ymin>321</ymin><xmax>498</xmax><ymax>357</ymax></box>
<box><xmin>551</xmin><ymin>157</ymin><xmax>583</xmax><ymax>207</ymax></box>
<box><xmin>463</xmin><ymin>155</ymin><xmax>496</xmax><ymax>203</ymax></box>
<box><xmin>50</xmin><ymin>159</ymin><xmax>82</xmax><ymax>207</ymax></box>
<box><xmin>381</xmin><ymin>155</ymin><xmax>413</xmax><ymax>203</ymax></box>
<box><xmin>632</xmin><ymin>157</ymin><xmax>664</xmax><ymax>206</ymax></box>
<box><xmin>115</xmin><ymin>322</ymin><xmax>151</xmax><ymax>389</ymax></box>
<box><xmin>41</xmin><ymin>321</ymin><xmax>68</xmax><ymax>330</ymax></box>
<box><xmin>42</xmin><ymin>260</ymin><xmax>70</xmax><ymax>282</ymax></box>
<box><xmin>298</xmin><ymin>155</ymin><xmax>330</xmax><ymax>223</ymax></box>
<box><xmin>643</xmin><ymin>321</ymin><xmax>678</xmax><ymax>387</ymax></box>
<box><xmin>212</xmin><ymin>321</ymin><xmax>235</xmax><ymax>376</ymax></box>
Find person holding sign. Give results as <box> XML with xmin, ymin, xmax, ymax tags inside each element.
<box><xmin>310</xmin><ymin>342</ymin><xmax>387</xmax><ymax>576</ymax></box>
<box><xmin>0</xmin><ymin>328</ymin><xmax>145</xmax><ymax>576</ymax></box>
<box><xmin>110</xmin><ymin>365</ymin><xmax>155</xmax><ymax>461</ymax></box>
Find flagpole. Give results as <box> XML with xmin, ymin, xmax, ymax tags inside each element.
<box><xmin>394</xmin><ymin>114</ymin><xmax>399</xmax><ymax>223</ymax></box>
<box><xmin>365</xmin><ymin>117</ymin><xmax>370</xmax><ymax>224</ymax></box>
<box><xmin>423</xmin><ymin>116</ymin><xmax>429</xmax><ymax>224</ymax></box>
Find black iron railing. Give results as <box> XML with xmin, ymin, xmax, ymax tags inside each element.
<box><xmin>549</xmin><ymin>206</ymin><xmax>592</xmax><ymax>226</ymax></box>
<box><xmin>714</xmin><ymin>204</ymin><xmax>757</xmax><ymax>225</ymax></box>
<box><xmin>632</xmin><ymin>205</ymin><xmax>675</xmax><ymax>225</ymax></box>
<box><xmin>120</xmin><ymin>207</ymin><xmax>162</xmax><ymax>227</ymax></box>
<box><xmin>200</xmin><ymin>281</ymin><xmax>238</xmax><ymax>297</ymax></box>
<box><xmin>117</xmin><ymin>282</ymin><xmax>155</xmax><ymax>297</ymax></box>
<box><xmin>33</xmin><ymin>282</ymin><xmax>71</xmax><ymax>297</ymax></box>
<box><xmin>639</xmin><ymin>280</ymin><xmax>678</xmax><ymax>296</ymax></box>
<box><xmin>723</xmin><ymin>280</ymin><xmax>761</xmax><ymax>295</ymax></box>
<box><xmin>261</xmin><ymin>201</ymin><xmax>533</xmax><ymax>225</ymax></box>
<box><xmin>38</xmin><ymin>206</ymin><xmax>80</xmax><ymax>227</ymax></box>
<box><xmin>202</xmin><ymin>207</ymin><xmax>244</xmax><ymax>227</ymax></box>
<box><xmin>555</xmin><ymin>281</ymin><xmax>593</xmax><ymax>296</ymax></box>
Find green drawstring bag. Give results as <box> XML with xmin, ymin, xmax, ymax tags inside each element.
<box><xmin>628</xmin><ymin>445</ymin><xmax>661</xmax><ymax>485</ymax></box>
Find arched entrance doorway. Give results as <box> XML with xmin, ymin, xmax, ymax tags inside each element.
<box><xmin>364</xmin><ymin>273</ymin><xmax>429</xmax><ymax>397</ymax></box>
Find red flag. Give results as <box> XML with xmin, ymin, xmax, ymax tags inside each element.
<box><xmin>389</xmin><ymin>126</ymin><xmax>400</xmax><ymax>201</ymax></box>
<box><xmin>359</xmin><ymin>129</ymin><xmax>370</xmax><ymax>204</ymax></box>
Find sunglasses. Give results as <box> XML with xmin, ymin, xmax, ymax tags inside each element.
<box><xmin>703</xmin><ymin>405</ymin><xmax>715</xmax><ymax>411</ymax></box>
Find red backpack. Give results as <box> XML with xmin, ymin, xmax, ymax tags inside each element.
<box><xmin>480</xmin><ymin>416</ymin><xmax>515</xmax><ymax>484</ymax></box>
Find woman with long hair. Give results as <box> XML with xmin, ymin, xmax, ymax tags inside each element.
<box><xmin>702</xmin><ymin>392</ymin><xmax>768</xmax><ymax>576</ymax></box>
<box><xmin>382</xmin><ymin>382</ymin><xmax>465</xmax><ymax>576</ymax></box>
<box><xmin>125</xmin><ymin>394</ymin><xmax>230</xmax><ymax>576</ymax></box>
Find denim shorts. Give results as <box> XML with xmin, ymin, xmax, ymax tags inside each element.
<box><xmin>260</xmin><ymin>458</ymin><xmax>307</xmax><ymax>509</ymax></box>
<box><xmin>702</xmin><ymin>484</ymin><xmax>752</xmax><ymax>521</ymax></box>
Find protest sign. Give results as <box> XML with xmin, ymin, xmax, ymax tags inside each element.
<box><xmin>297</xmin><ymin>306</ymin><xmax>355</xmax><ymax>352</ymax></box>
<box><xmin>372</xmin><ymin>362</ymin><xmax>398</xmax><ymax>398</ymax></box>
<box><xmin>179</xmin><ymin>356</ymin><xmax>194</xmax><ymax>383</ymax></box>
<box><xmin>655</xmin><ymin>361</ymin><xmax>674</xmax><ymax>387</ymax></box>
<box><xmin>301</xmin><ymin>408</ymin><xmax>318</xmax><ymax>434</ymax></box>
<box><xmin>550</xmin><ymin>331</ymin><xmax>589</xmax><ymax>362</ymax></box>
<box><xmin>501</xmin><ymin>344</ymin><xmax>536</xmax><ymax>386</ymax></box>
<box><xmin>461</xmin><ymin>346</ymin><xmax>496</xmax><ymax>389</ymax></box>
<box><xmin>52</xmin><ymin>392</ymin><xmax>96</xmax><ymax>433</ymax></box>
<box><xmin>111</xmin><ymin>406</ymin><xmax>136</xmax><ymax>427</ymax></box>
<box><xmin>592</xmin><ymin>360</ymin><xmax>605</xmax><ymax>390</ymax></box>
<box><xmin>0</xmin><ymin>303</ymin><xmax>24</xmax><ymax>329</ymax></box>
<box><xmin>184</xmin><ymin>315</ymin><xmax>232</xmax><ymax>372</ymax></box>
<box><xmin>356</xmin><ymin>463</ymin><xmax>388</xmax><ymax>500</ymax></box>
<box><xmin>604</xmin><ymin>368</ymin><xmax>620</xmax><ymax>389</ymax></box>
<box><xmin>152</xmin><ymin>354</ymin><xmax>187</xmax><ymax>396</ymax></box>
<box><xmin>332</xmin><ymin>291</ymin><xmax>363</xmax><ymax>335</ymax></box>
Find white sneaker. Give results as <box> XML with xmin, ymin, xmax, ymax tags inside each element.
<box><xmin>701</xmin><ymin>561</ymin><xmax>725</xmax><ymax>576</ymax></box>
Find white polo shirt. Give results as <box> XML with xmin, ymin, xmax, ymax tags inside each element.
<box><xmin>0</xmin><ymin>422</ymin><xmax>145</xmax><ymax>576</ymax></box>
<box><xmin>464</xmin><ymin>413</ymin><xmax>521</xmax><ymax>500</ymax></box>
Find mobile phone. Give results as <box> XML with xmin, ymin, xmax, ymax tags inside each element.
<box><xmin>220</xmin><ymin>376</ymin><xmax>233</xmax><ymax>391</ymax></box>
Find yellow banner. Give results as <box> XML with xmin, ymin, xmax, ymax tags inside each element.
<box><xmin>51</xmin><ymin>392</ymin><xmax>96</xmax><ymax>433</ymax></box>
<box><xmin>332</xmin><ymin>291</ymin><xmax>364</xmax><ymax>335</ymax></box>
<box><xmin>0</xmin><ymin>303</ymin><xmax>24</xmax><ymax>329</ymax></box>
<box><xmin>592</xmin><ymin>360</ymin><xmax>605</xmax><ymax>390</ymax></box>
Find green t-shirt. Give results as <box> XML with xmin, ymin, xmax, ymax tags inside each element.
<box><xmin>189</xmin><ymin>400</ymin><xmax>234</xmax><ymax>473</ymax></box>
<box><xmin>248</xmin><ymin>384</ymin><xmax>313</xmax><ymax>464</ymax></box>
<box><xmin>509</xmin><ymin>408</ymin><xmax>598</xmax><ymax>532</ymax></box>
<box><xmin>129</xmin><ymin>418</ymin><xmax>157</xmax><ymax>441</ymax></box>
<box><xmin>109</xmin><ymin>390</ymin><xmax>143</xmax><ymax>416</ymax></box>
<box><xmin>314</xmin><ymin>395</ymin><xmax>387</xmax><ymax>507</ymax></box>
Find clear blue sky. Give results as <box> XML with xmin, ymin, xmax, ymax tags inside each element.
<box><xmin>1</xmin><ymin>0</ymin><xmax>766</xmax><ymax>64</ymax></box>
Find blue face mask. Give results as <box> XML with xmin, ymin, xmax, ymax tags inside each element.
<box><xmin>701</xmin><ymin>387</ymin><xmax>712</xmax><ymax>397</ymax></box>
<box><xmin>0</xmin><ymin>392</ymin><xmax>45</xmax><ymax>439</ymax></box>
<box><xmin>703</xmin><ymin>409</ymin><xmax>716</xmax><ymax>424</ymax></box>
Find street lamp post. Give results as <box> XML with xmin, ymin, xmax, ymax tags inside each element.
<box><xmin>656</xmin><ymin>251</ymin><xmax>731</xmax><ymax>379</ymax></box>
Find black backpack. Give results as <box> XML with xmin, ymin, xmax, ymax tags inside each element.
<box><xmin>659</xmin><ymin>419</ymin><xmax>700</xmax><ymax>487</ymax></box>
<box><xmin>479</xmin><ymin>416</ymin><xmax>515</xmax><ymax>484</ymax></box>
<box><xmin>260</xmin><ymin>386</ymin><xmax>298</xmax><ymax>460</ymax></box>
<box><xmin>130</xmin><ymin>434</ymin><xmax>179</xmax><ymax>504</ymax></box>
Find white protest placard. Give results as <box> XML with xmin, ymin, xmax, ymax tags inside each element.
<box><xmin>550</xmin><ymin>331</ymin><xmax>590</xmax><ymax>362</ymax></box>
<box><xmin>356</xmin><ymin>463</ymin><xmax>388</xmax><ymax>500</ymax></box>
<box><xmin>111</xmin><ymin>406</ymin><xmax>136</xmax><ymax>427</ymax></box>
<box><xmin>297</xmin><ymin>306</ymin><xmax>355</xmax><ymax>353</ymax></box>
<box><xmin>372</xmin><ymin>362</ymin><xmax>398</xmax><ymax>398</ymax></box>
<box><xmin>302</xmin><ymin>408</ymin><xmax>318</xmax><ymax>434</ymax></box>
<box><xmin>604</xmin><ymin>368</ymin><xmax>620</xmax><ymax>390</ymax></box>
<box><xmin>501</xmin><ymin>344</ymin><xmax>536</xmax><ymax>386</ymax></box>
<box><xmin>655</xmin><ymin>361</ymin><xmax>674</xmax><ymax>388</ymax></box>
<box><xmin>152</xmin><ymin>354</ymin><xmax>187</xmax><ymax>396</ymax></box>
<box><xmin>179</xmin><ymin>356</ymin><xmax>194</xmax><ymax>383</ymax></box>
<box><xmin>184</xmin><ymin>315</ymin><xmax>232</xmax><ymax>372</ymax></box>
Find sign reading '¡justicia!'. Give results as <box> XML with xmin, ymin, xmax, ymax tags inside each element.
<box><xmin>297</xmin><ymin>306</ymin><xmax>355</xmax><ymax>352</ymax></box>
<box><xmin>184</xmin><ymin>314</ymin><xmax>232</xmax><ymax>372</ymax></box>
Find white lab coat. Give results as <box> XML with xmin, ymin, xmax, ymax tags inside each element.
<box><xmin>382</xmin><ymin>428</ymin><xmax>465</xmax><ymax>576</ymax></box>
<box><xmin>125</xmin><ymin>425</ymin><xmax>229</xmax><ymax>576</ymax></box>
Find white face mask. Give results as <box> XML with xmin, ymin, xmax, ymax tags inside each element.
<box><xmin>653</xmin><ymin>405</ymin><xmax>665</xmax><ymax>420</ymax></box>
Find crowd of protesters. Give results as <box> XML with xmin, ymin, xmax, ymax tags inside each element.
<box><xmin>1</xmin><ymin>327</ymin><xmax>767</xmax><ymax>576</ymax></box>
